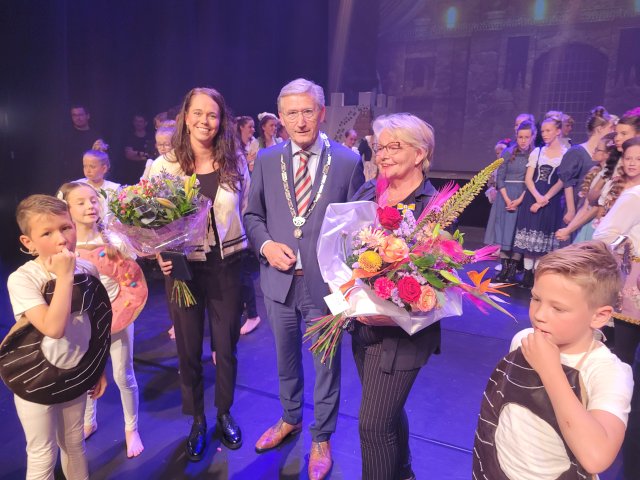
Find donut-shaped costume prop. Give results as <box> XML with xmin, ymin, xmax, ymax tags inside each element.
<box><xmin>76</xmin><ymin>246</ymin><xmax>148</xmax><ymax>334</ymax></box>
<box><xmin>0</xmin><ymin>274</ymin><xmax>112</xmax><ymax>405</ymax></box>
<box><xmin>472</xmin><ymin>348</ymin><xmax>589</xmax><ymax>479</ymax></box>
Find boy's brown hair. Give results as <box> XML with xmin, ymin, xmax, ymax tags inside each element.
<box><xmin>16</xmin><ymin>195</ymin><xmax>69</xmax><ymax>236</ymax></box>
<box><xmin>535</xmin><ymin>240</ymin><xmax>621</xmax><ymax>308</ymax></box>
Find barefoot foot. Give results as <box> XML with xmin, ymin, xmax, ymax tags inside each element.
<box><xmin>125</xmin><ymin>429</ymin><xmax>144</xmax><ymax>458</ymax></box>
<box><xmin>240</xmin><ymin>316</ymin><xmax>261</xmax><ymax>335</ymax></box>
<box><xmin>168</xmin><ymin>326</ymin><xmax>176</xmax><ymax>340</ymax></box>
<box><xmin>84</xmin><ymin>423</ymin><xmax>98</xmax><ymax>440</ymax></box>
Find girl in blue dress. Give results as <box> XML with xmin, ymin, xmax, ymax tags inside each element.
<box><xmin>513</xmin><ymin>115</ymin><xmax>567</xmax><ymax>288</ymax></box>
<box><xmin>490</xmin><ymin>121</ymin><xmax>536</xmax><ymax>282</ymax></box>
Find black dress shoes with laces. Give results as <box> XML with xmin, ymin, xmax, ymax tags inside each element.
<box><xmin>217</xmin><ymin>412</ymin><xmax>242</xmax><ymax>450</ymax></box>
<box><xmin>186</xmin><ymin>417</ymin><xmax>207</xmax><ymax>461</ymax></box>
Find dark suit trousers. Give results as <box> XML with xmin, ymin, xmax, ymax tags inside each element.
<box><xmin>265</xmin><ymin>276</ymin><xmax>341</xmax><ymax>443</ymax></box>
<box><xmin>352</xmin><ymin>326</ymin><xmax>420</xmax><ymax>480</ymax></box>
<box><xmin>167</xmin><ymin>249</ymin><xmax>242</xmax><ymax>417</ymax></box>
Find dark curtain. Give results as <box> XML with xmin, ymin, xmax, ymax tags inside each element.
<box><xmin>329</xmin><ymin>0</ymin><xmax>380</xmax><ymax>105</ymax></box>
<box><xmin>0</xmin><ymin>0</ymin><xmax>329</xmax><ymax>267</ymax></box>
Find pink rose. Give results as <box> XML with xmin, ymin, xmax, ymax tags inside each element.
<box><xmin>379</xmin><ymin>235</ymin><xmax>409</xmax><ymax>263</ymax></box>
<box><xmin>377</xmin><ymin>206</ymin><xmax>402</xmax><ymax>230</ymax></box>
<box><xmin>397</xmin><ymin>276</ymin><xmax>421</xmax><ymax>303</ymax></box>
<box><xmin>373</xmin><ymin>277</ymin><xmax>396</xmax><ymax>300</ymax></box>
<box><xmin>415</xmin><ymin>285</ymin><xmax>438</xmax><ymax>312</ymax></box>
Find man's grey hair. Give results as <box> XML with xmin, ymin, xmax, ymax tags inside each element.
<box><xmin>277</xmin><ymin>78</ymin><xmax>325</xmax><ymax>112</ymax></box>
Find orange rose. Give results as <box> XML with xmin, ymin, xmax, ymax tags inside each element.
<box><xmin>415</xmin><ymin>285</ymin><xmax>438</xmax><ymax>312</ymax></box>
<box><xmin>379</xmin><ymin>235</ymin><xmax>409</xmax><ymax>263</ymax></box>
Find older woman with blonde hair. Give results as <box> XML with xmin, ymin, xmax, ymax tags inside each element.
<box><xmin>349</xmin><ymin>112</ymin><xmax>437</xmax><ymax>480</ymax></box>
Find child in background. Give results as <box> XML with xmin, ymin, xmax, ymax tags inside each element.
<box><xmin>513</xmin><ymin>115</ymin><xmax>568</xmax><ymax>288</ymax></box>
<box><xmin>58</xmin><ymin>182</ymin><xmax>144</xmax><ymax>458</ymax></box>
<box><xmin>144</xmin><ymin>121</ymin><xmax>180</xmax><ymax>339</ymax></box>
<box><xmin>587</xmin><ymin>108</ymin><xmax>640</xmax><ymax>207</ymax></box>
<box><xmin>236</xmin><ymin>116</ymin><xmax>259</xmax><ymax>173</ymax></box>
<box><xmin>556</xmin><ymin>132</ymin><xmax>617</xmax><ymax>243</ymax></box>
<box><xmin>484</xmin><ymin>138</ymin><xmax>511</xmax><ymax>206</ymax></box>
<box><xmin>557</xmin><ymin>107</ymin><xmax>613</xmax><ymax>229</ymax></box>
<box><xmin>487</xmin><ymin>122</ymin><xmax>535</xmax><ymax>282</ymax></box>
<box><xmin>473</xmin><ymin>241</ymin><xmax>633</xmax><ymax>479</ymax></box>
<box><xmin>7</xmin><ymin>194</ymin><xmax>108</xmax><ymax>480</ymax></box>
<box><xmin>143</xmin><ymin>122</ymin><xmax>180</xmax><ymax>180</ymax></box>
<box><xmin>76</xmin><ymin>147</ymin><xmax>120</xmax><ymax>195</ymax></box>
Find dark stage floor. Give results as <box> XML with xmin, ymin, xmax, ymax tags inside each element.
<box><xmin>0</xmin><ymin>256</ymin><xmax>628</xmax><ymax>479</ymax></box>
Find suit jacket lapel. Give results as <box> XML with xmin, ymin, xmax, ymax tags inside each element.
<box><xmin>309</xmin><ymin>145</ymin><xmax>327</xmax><ymax>204</ymax></box>
<box><xmin>284</xmin><ymin>141</ymin><xmax>298</xmax><ymax>211</ymax></box>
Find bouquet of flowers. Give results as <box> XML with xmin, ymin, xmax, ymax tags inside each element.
<box><xmin>105</xmin><ymin>171</ymin><xmax>211</xmax><ymax>307</ymax></box>
<box><xmin>305</xmin><ymin>159</ymin><xmax>514</xmax><ymax>365</ymax></box>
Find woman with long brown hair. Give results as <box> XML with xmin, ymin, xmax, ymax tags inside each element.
<box><xmin>156</xmin><ymin>87</ymin><xmax>250</xmax><ymax>461</ymax></box>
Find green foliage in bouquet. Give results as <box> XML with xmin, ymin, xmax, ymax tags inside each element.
<box><xmin>108</xmin><ymin>173</ymin><xmax>199</xmax><ymax>228</ymax></box>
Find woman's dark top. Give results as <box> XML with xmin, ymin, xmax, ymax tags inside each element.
<box><xmin>350</xmin><ymin>177</ymin><xmax>441</xmax><ymax>372</ymax></box>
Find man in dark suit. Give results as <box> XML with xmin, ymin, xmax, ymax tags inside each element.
<box><xmin>244</xmin><ymin>78</ymin><xmax>364</xmax><ymax>480</ymax></box>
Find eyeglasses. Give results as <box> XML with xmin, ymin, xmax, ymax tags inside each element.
<box><xmin>372</xmin><ymin>142</ymin><xmax>403</xmax><ymax>155</ymax></box>
<box><xmin>283</xmin><ymin>109</ymin><xmax>317</xmax><ymax>122</ymax></box>
<box><xmin>156</xmin><ymin>143</ymin><xmax>171</xmax><ymax>149</ymax></box>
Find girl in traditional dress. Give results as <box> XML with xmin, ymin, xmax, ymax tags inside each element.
<box><xmin>513</xmin><ymin>115</ymin><xmax>568</xmax><ymax>288</ymax></box>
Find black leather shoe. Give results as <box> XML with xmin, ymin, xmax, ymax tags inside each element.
<box><xmin>186</xmin><ymin>418</ymin><xmax>207</xmax><ymax>461</ymax></box>
<box><xmin>494</xmin><ymin>258</ymin><xmax>508</xmax><ymax>282</ymax></box>
<box><xmin>217</xmin><ymin>413</ymin><xmax>242</xmax><ymax>450</ymax></box>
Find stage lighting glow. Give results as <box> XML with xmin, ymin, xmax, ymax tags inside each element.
<box><xmin>534</xmin><ymin>0</ymin><xmax>545</xmax><ymax>21</ymax></box>
<box><xmin>445</xmin><ymin>7</ymin><xmax>457</xmax><ymax>29</ymax></box>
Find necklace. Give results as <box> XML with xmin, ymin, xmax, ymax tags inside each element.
<box><xmin>280</xmin><ymin>133</ymin><xmax>331</xmax><ymax>239</ymax></box>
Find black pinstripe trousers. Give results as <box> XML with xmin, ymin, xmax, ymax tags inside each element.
<box><xmin>352</xmin><ymin>331</ymin><xmax>419</xmax><ymax>480</ymax></box>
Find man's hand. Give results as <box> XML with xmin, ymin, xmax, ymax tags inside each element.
<box><xmin>521</xmin><ymin>329</ymin><xmax>562</xmax><ymax>377</ymax></box>
<box><xmin>263</xmin><ymin>242</ymin><xmax>297</xmax><ymax>271</ymax></box>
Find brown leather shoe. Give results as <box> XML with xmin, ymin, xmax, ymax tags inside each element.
<box><xmin>254</xmin><ymin>418</ymin><xmax>302</xmax><ymax>453</ymax></box>
<box><xmin>308</xmin><ymin>440</ymin><xmax>333</xmax><ymax>480</ymax></box>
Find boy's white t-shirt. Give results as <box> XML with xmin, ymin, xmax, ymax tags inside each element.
<box><xmin>494</xmin><ymin>328</ymin><xmax>633</xmax><ymax>480</ymax></box>
<box><xmin>7</xmin><ymin>258</ymin><xmax>99</xmax><ymax>370</ymax></box>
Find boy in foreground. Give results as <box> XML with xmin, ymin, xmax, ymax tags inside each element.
<box><xmin>473</xmin><ymin>241</ymin><xmax>634</xmax><ymax>479</ymax></box>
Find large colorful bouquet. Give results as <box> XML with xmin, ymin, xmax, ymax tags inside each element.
<box><xmin>305</xmin><ymin>159</ymin><xmax>513</xmax><ymax>365</ymax></box>
<box><xmin>105</xmin><ymin>172</ymin><xmax>211</xmax><ymax>307</ymax></box>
